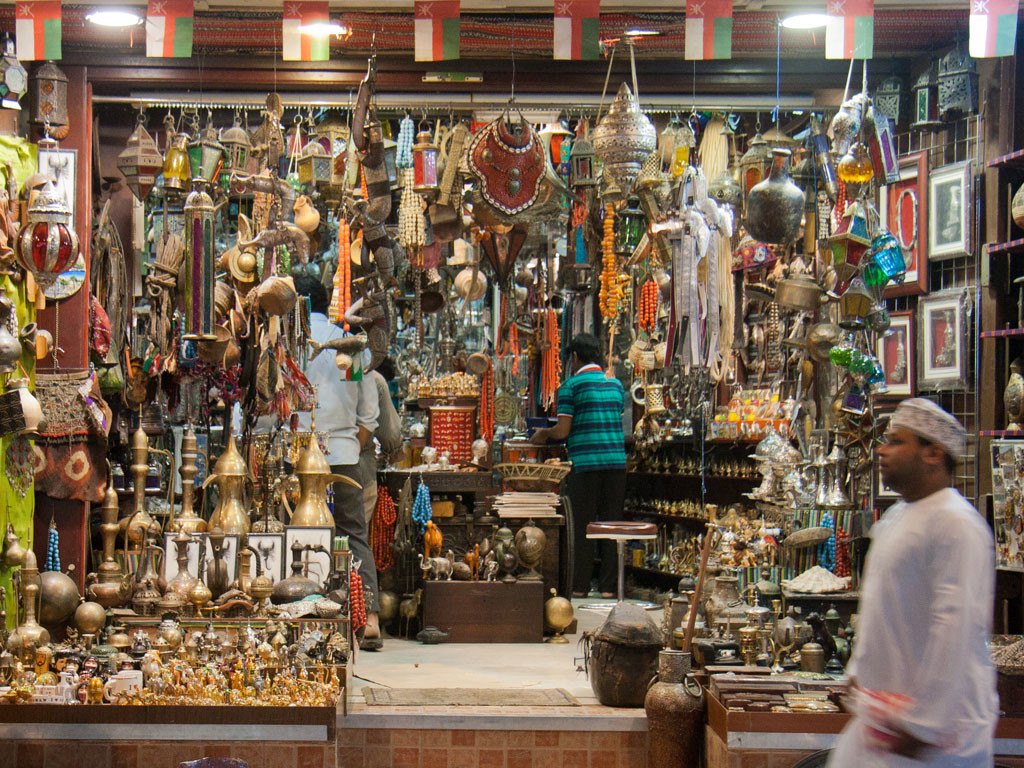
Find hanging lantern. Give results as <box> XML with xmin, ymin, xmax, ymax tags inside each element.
<box><xmin>839</xmin><ymin>277</ymin><xmax>875</xmax><ymax>322</ymax></box>
<box><xmin>828</xmin><ymin>201</ymin><xmax>872</xmax><ymax>282</ymax></box>
<box><xmin>14</xmin><ymin>180</ymin><xmax>79</xmax><ymax>295</ymax></box>
<box><xmin>615</xmin><ymin>197</ymin><xmax>646</xmax><ymax>255</ymax></box>
<box><xmin>117</xmin><ymin>116</ymin><xmax>164</xmax><ymax>202</ymax></box>
<box><xmin>182</xmin><ymin>186</ymin><xmax>216</xmax><ymax>341</ymax></box>
<box><xmin>937</xmin><ymin>46</ymin><xmax>978</xmax><ymax>122</ymax></box>
<box><xmin>29</xmin><ymin>60</ymin><xmax>68</xmax><ymax>129</ymax></box>
<box><xmin>297</xmin><ymin>140</ymin><xmax>332</xmax><ymax>187</ymax></box>
<box><xmin>867</xmin><ymin>111</ymin><xmax>900</xmax><ymax>185</ymax></box>
<box><xmin>739</xmin><ymin>131</ymin><xmax>773</xmax><ymax>208</ymax></box>
<box><xmin>161</xmin><ymin>132</ymin><xmax>191</xmax><ymax>194</ymax></box>
<box><xmin>875</xmin><ymin>76</ymin><xmax>904</xmax><ymax>126</ymax></box>
<box><xmin>592</xmin><ymin>82</ymin><xmax>657</xmax><ymax>197</ymax></box>
<box><xmin>412</xmin><ymin>129</ymin><xmax>440</xmax><ymax>198</ymax></box>
<box><xmin>219</xmin><ymin>114</ymin><xmax>251</xmax><ymax>178</ymax></box>
<box><xmin>313</xmin><ymin>113</ymin><xmax>349</xmax><ymax>188</ymax></box>
<box><xmin>538</xmin><ymin>121</ymin><xmax>573</xmax><ymax>167</ymax></box>
<box><xmin>188</xmin><ymin>124</ymin><xmax>225</xmax><ymax>185</ymax></box>
<box><xmin>837</xmin><ymin>142</ymin><xmax>874</xmax><ymax>184</ymax></box>
<box><xmin>867</xmin><ymin>231</ymin><xmax>906</xmax><ymax>283</ymax></box>
<box><xmin>0</xmin><ymin>36</ymin><xmax>27</xmax><ymax>110</ymax></box>
<box><xmin>911</xmin><ymin>61</ymin><xmax>941</xmax><ymax>130</ymax></box>
<box><xmin>383</xmin><ymin>137</ymin><xmax>399</xmax><ymax>188</ymax></box>
<box><xmin>570</xmin><ymin>132</ymin><xmax>596</xmax><ymax>188</ymax></box>
<box><xmin>809</xmin><ymin>115</ymin><xmax>838</xmax><ymax>202</ymax></box>
<box><xmin>671</xmin><ymin>120</ymin><xmax>696</xmax><ymax>178</ymax></box>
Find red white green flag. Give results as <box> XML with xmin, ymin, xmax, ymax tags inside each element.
<box><xmin>826</xmin><ymin>0</ymin><xmax>874</xmax><ymax>59</ymax></box>
<box><xmin>415</xmin><ymin>2</ymin><xmax>460</xmax><ymax>62</ymax></box>
<box><xmin>146</xmin><ymin>0</ymin><xmax>193</xmax><ymax>58</ymax></box>
<box><xmin>970</xmin><ymin>0</ymin><xmax>1019</xmax><ymax>57</ymax></box>
<box><xmin>282</xmin><ymin>1</ymin><xmax>330</xmax><ymax>62</ymax></box>
<box><xmin>684</xmin><ymin>0</ymin><xmax>733</xmax><ymax>60</ymax></box>
<box><xmin>16</xmin><ymin>1</ymin><xmax>62</xmax><ymax>61</ymax></box>
<box><xmin>554</xmin><ymin>1</ymin><xmax>600</xmax><ymax>61</ymax></box>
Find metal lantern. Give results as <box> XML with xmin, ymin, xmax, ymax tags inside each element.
<box><xmin>615</xmin><ymin>197</ymin><xmax>646</xmax><ymax>255</ymax></box>
<box><xmin>383</xmin><ymin>137</ymin><xmax>399</xmax><ymax>188</ymax></box>
<box><xmin>188</xmin><ymin>124</ymin><xmax>225</xmax><ymax>185</ymax></box>
<box><xmin>570</xmin><ymin>134</ymin><xmax>596</xmax><ymax>187</ymax></box>
<box><xmin>875</xmin><ymin>76</ymin><xmax>904</xmax><ymax>126</ymax></box>
<box><xmin>219</xmin><ymin>115</ymin><xmax>251</xmax><ymax>177</ymax></box>
<box><xmin>117</xmin><ymin>116</ymin><xmax>164</xmax><ymax>202</ymax></box>
<box><xmin>297</xmin><ymin>141</ymin><xmax>331</xmax><ymax>187</ymax></box>
<box><xmin>313</xmin><ymin>113</ymin><xmax>349</xmax><ymax>188</ymax></box>
<box><xmin>591</xmin><ymin>82</ymin><xmax>657</xmax><ymax>197</ymax></box>
<box><xmin>739</xmin><ymin>132</ymin><xmax>773</xmax><ymax>208</ymax></box>
<box><xmin>182</xmin><ymin>186</ymin><xmax>216</xmax><ymax>341</ymax></box>
<box><xmin>839</xmin><ymin>277</ymin><xmax>875</xmax><ymax>321</ymax></box>
<box><xmin>538</xmin><ymin>121</ymin><xmax>573</xmax><ymax>167</ymax></box>
<box><xmin>937</xmin><ymin>46</ymin><xmax>978</xmax><ymax>122</ymax></box>
<box><xmin>412</xmin><ymin>129</ymin><xmax>440</xmax><ymax>197</ymax></box>
<box><xmin>161</xmin><ymin>132</ymin><xmax>191</xmax><ymax>193</ymax></box>
<box><xmin>29</xmin><ymin>60</ymin><xmax>67</xmax><ymax>129</ymax></box>
<box><xmin>911</xmin><ymin>61</ymin><xmax>941</xmax><ymax>130</ymax></box>
<box><xmin>868</xmin><ymin>231</ymin><xmax>906</xmax><ymax>283</ymax></box>
<box><xmin>828</xmin><ymin>201</ymin><xmax>872</xmax><ymax>282</ymax></box>
<box><xmin>0</xmin><ymin>37</ymin><xmax>27</xmax><ymax>110</ymax></box>
<box><xmin>14</xmin><ymin>180</ymin><xmax>79</xmax><ymax>295</ymax></box>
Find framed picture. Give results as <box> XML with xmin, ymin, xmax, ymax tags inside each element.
<box><xmin>918</xmin><ymin>290</ymin><xmax>969</xmax><ymax>390</ymax></box>
<box><xmin>874</xmin><ymin>409</ymin><xmax>900</xmax><ymax>501</ymax></box>
<box><xmin>285</xmin><ymin>526</ymin><xmax>333</xmax><ymax>590</ymax></box>
<box><xmin>879</xmin><ymin>151</ymin><xmax>928</xmax><ymax>296</ymax></box>
<box><xmin>927</xmin><ymin>161</ymin><xmax>972</xmax><ymax>260</ymax></box>
<box><xmin>991</xmin><ymin>439</ymin><xmax>1024</xmax><ymax>571</ymax></box>
<box><xmin>37</xmin><ymin>146</ymin><xmax>76</xmax><ymax>219</ymax></box>
<box><xmin>205</xmin><ymin>533</ymin><xmax>239</xmax><ymax>585</ymax></box>
<box><xmin>162</xmin><ymin>532</ymin><xmax>202</xmax><ymax>585</ymax></box>
<box><xmin>246</xmin><ymin>532</ymin><xmax>285</xmax><ymax>583</ymax></box>
<box><xmin>875</xmin><ymin>311</ymin><xmax>914</xmax><ymax>397</ymax></box>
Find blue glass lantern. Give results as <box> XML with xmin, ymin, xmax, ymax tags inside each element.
<box><xmin>869</xmin><ymin>231</ymin><xmax>906</xmax><ymax>283</ymax></box>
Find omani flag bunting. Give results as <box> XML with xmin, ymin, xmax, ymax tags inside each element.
<box><xmin>970</xmin><ymin>0</ymin><xmax>1019</xmax><ymax>58</ymax></box>
<box><xmin>554</xmin><ymin>1</ymin><xmax>601</xmax><ymax>61</ymax></box>
<box><xmin>147</xmin><ymin>0</ymin><xmax>194</xmax><ymax>59</ymax></box>
<box><xmin>16</xmin><ymin>0</ymin><xmax>62</xmax><ymax>61</ymax></box>
<box><xmin>825</xmin><ymin>0</ymin><xmax>875</xmax><ymax>60</ymax></box>
<box><xmin>685</xmin><ymin>0</ymin><xmax>733</xmax><ymax>60</ymax></box>
<box><xmin>282</xmin><ymin>1</ymin><xmax>330</xmax><ymax>62</ymax></box>
<box><xmin>415</xmin><ymin>2</ymin><xmax>461</xmax><ymax>62</ymax></box>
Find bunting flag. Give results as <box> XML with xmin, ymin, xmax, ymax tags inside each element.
<box><xmin>282</xmin><ymin>1</ymin><xmax>330</xmax><ymax>62</ymax></box>
<box><xmin>684</xmin><ymin>0</ymin><xmax>733</xmax><ymax>60</ymax></box>
<box><xmin>970</xmin><ymin>0</ymin><xmax>1019</xmax><ymax>58</ymax></box>
<box><xmin>825</xmin><ymin>0</ymin><xmax>874</xmax><ymax>59</ymax></box>
<box><xmin>554</xmin><ymin>1</ymin><xmax>601</xmax><ymax>61</ymax></box>
<box><xmin>146</xmin><ymin>0</ymin><xmax>194</xmax><ymax>58</ymax></box>
<box><xmin>15</xmin><ymin>1</ymin><xmax>62</xmax><ymax>61</ymax></box>
<box><xmin>415</xmin><ymin>1</ymin><xmax>461</xmax><ymax>62</ymax></box>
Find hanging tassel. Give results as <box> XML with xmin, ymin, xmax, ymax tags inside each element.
<box><xmin>371</xmin><ymin>488</ymin><xmax>398</xmax><ymax>571</ymax></box>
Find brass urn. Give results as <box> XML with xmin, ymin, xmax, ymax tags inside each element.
<box><xmin>203</xmin><ymin>433</ymin><xmax>251</xmax><ymax>535</ymax></box>
<box><xmin>289</xmin><ymin>433</ymin><xmax>360</xmax><ymax>531</ymax></box>
<box><xmin>166</xmin><ymin>426</ymin><xmax>208</xmax><ymax>534</ymax></box>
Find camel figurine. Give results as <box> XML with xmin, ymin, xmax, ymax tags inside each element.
<box><xmin>465</xmin><ymin>544</ymin><xmax>480</xmax><ymax>581</ymax></box>
<box><xmin>423</xmin><ymin>520</ymin><xmax>443</xmax><ymax>559</ymax></box>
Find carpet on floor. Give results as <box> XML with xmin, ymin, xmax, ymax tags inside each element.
<box><xmin>362</xmin><ymin>687</ymin><xmax>581</xmax><ymax>706</ymax></box>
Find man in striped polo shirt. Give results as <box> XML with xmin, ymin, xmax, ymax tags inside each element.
<box><xmin>533</xmin><ymin>333</ymin><xmax>626</xmax><ymax>597</ymax></box>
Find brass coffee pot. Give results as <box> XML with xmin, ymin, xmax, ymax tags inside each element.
<box><xmin>289</xmin><ymin>433</ymin><xmax>360</xmax><ymax>531</ymax></box>
<box><xmin>166</xmin><ymin>425</ymin><xmax>208</xmax><ymax>534</ymax></box>
<box><xmin>123</xmin><ymin>426</ymin><xmax>159</xmax><ymax>545</ymax></box>
<box><xmin>203</xmin><ymin>433</ymin><xmax>251</xmax><ymax>535</ymax></box>
<box><xmin>86</xmin><ymin>473</ymin><xmax>132</xmax><ymax>608</ymax></box>
<box><xmin>165</xmin><ymin>532</ymin><xmax>198</xmax><ymax>604</ymax></box>
<box><xmin>7</xmin><ymin>550</ymin><xmax>51</xmax><ymax>662</ymax></box>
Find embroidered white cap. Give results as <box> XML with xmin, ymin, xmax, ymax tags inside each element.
<box><xmin>888</xmin><ymin>398</ymin><xmax>965</xmax><ymax>462</ymax></box>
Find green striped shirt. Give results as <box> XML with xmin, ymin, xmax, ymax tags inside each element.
<box><xmin>557</xmin><ymin>364</ymin><xmax>626</xmax><ymax>472</ymax></box>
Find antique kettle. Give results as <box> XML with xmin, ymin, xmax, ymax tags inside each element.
<box><xmin>289</xmin><ymin>432</ymin><xmax>360</xmax><ymax>531</ymax></box>
<box><xmin>591</xmin><ymin>82</ymin><xmax>657</xmax><ymax>197</ymax></box>
<box><xmin>774</xmin><ymin>272</ymin><xmax>824</xmax><ymax>312</ymax></box>
<box><xmin>271</xmin><ymin>541</ymin><xmax>322</xmax><ymax>604</ymax></box>
<box><xmin>2</xmin><ymin>521</ymin><xmax>26</xmax><ymax>568</ymax></box>
<box><xmin>585</xmin><ymin>602</ymin><xmax>663</xmax><ymax>708</ymax></box>
<box><xmin>203</xmin><ymin>433</ymin><xmax>251</xmax><ymax>535</ymax></box>
<box><xmin>205</xmin><ymin>528</ymin><xmax>231</xmax><ymax>600</ymax></box>
<box><xmin>745</xmin><ymin>149</ymin><xmax>805</xmax><ymax>246</ymax></box>
<box><xmin>704</xmin><ymin>575</ymin><xmax>751</xmax><ymax>633</ymax></box>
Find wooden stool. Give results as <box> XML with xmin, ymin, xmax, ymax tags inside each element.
<box><xmin>585</xmin><ymin>521</ymin><xmax>657</xmax><ymax>603</ymax></box>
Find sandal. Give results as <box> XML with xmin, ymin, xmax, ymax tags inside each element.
<box><xmin>359</xmin><ymin>635</ymin><xmax>383</xmax><ymax>652</ymax></box>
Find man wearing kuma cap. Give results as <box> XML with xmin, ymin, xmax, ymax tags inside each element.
<box><xmin>828</xmin><ymin>399</ymin><xmax>997</xmax><ymax>768</ymax></box>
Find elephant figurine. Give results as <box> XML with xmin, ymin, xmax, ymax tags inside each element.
<box><xmin>417</xmin><ymin>553</ymin><xmax>453</xmax><ymax>581</ymax></box>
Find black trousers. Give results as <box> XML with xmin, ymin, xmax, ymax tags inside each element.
<box><xmin>331</xmin><ymin>462</ymin><xmax>379</xmax><ymax>613</ymax></box>
<box><xmin>566</xmin><ymin>468</ymin><xmax>627</xmax><ymax>594</ymax></box>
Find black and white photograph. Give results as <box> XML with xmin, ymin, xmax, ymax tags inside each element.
<box><xmin>37</xmin><ymin>146</ymin><xmax>77</xmax><ymax>218</ymax></box>
<box><xmin>284</xmin><ymin>526</ymin><xmax>334</xmax><ymax>591</ymax></box>
<box><xmin>246</xmin><ymin>532</ymin><xmax>286</xmax><ymax>583</ymax></box>
<box><xmin>918</xmin><ymin>290</ymin><xmax>968</xmax><ymax>390</ymax></box>
<box><xmin>927</xmin><ymin>161</ymin><xmax>972</xmax><ymax>260</ymax></box>
<box><xmin>205</xmin><ymin>533</ymin><xmax>239</xmax><ymax>585</ymax></box>
<box><xmin>162</xmin><ymin>532</ymin><xmax>202</xmax><ymax>585</ymax></box>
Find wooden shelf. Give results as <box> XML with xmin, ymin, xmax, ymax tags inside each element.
<box><xmin>987</xmin><ymin>238</ymin><xmax>1024</xmax><ymax>257</ymax></box>
<box><xmin>628</xmin><ymin>471</ymin><xmax>759</xmax><ymax>483</ymax></box>
<box><xmin>980</xmin><ymin>430</ymin><xmax>1024</xmax><ymax>438</ymax></box>
<box><xmin>625</xmin><ymin>509</ymin><xmax>710</xmax><ymax>525</ymax></box>
<box><xmin>626</xmin><ymin>564</ymin><xmax>682</xmax><ymax>579</ymax></box>
<box><xmin>980</xmin><ymin>328</ymin><xmax>1024</xmax><ymax>339</ymax></box>
<box><xmin>987</xmin><ymin>148</ymin><xmax>1024</xmax><ymax>169</ymax></box>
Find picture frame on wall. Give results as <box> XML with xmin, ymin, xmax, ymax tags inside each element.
<box><xmin>284</xmin><ymin>526</ymin><xmax>333</xmax><ymax>590</ymax></box>
<box><xmin>37</xmin><ymin>146</ymin><xmax>76</xmax><ymax>217</ymax></box>
<box><xmin>246</xmin><ymin>532</ymin><xmax>286</xmax><ymax>583</ymax></box>
<box><xmin>875</xmin><ymin>311</ymin><xmax>914</xmax><ymax>397</ymax></box>
<box><xmin>874</xmin><ymin>409</ymin><xmax>900</xmax><ymax>501</ymax></box>
<box><xmin>927</xmin><ymin>161</ymin><xmax>972</xmax><ymax>260</ymax></box>
<box><xmin>918</xmin><ymin>290</ymin><xmax>969</xmax><ymax>390</ymax></box>
<box><xmin>879</xmin><ymin>151</ymin><xmax>928</xmax><ymax>296</ymax></box>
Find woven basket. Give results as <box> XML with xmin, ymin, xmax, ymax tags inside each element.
<box><xmin>494</xmin><ymin>462</ymin><xmax>572</xmax><ymax>486</ymax></box>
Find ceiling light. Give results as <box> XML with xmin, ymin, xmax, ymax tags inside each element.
<box><xmin>298</xmin><ymin>21</ymin><xmax>349</xmax><ymax>36</ymax></box>
<box><xmin>780</xmin><ymin>13</ymin><xmax>830</xmax><ymax>30</ymax></box>
<box><xmin>86</xmin><ymin>9</ymin><xmax>143</xmax><ymax>27</ymax></box>
<box><xmin>624</xmin><ymin>28</ymin><xmax>660</xmax><ymax>37</ymax></box>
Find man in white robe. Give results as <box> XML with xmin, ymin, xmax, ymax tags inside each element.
<box><xmin>828</xmin><ymin>399</ymin><xmax>998</xmax><ymax>767</ymax></box>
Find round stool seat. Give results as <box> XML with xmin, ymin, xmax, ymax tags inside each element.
<box><xmin>586</xmin><ymin>521</ymin><xmax>658</xmax><ymax>540</ymax></box>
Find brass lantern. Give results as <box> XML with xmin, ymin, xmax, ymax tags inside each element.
<box><xmin>219</xmin><ymin>114</ymin><xmax>251</xmax><ymax>177</ymax></box>
<box><xmin>29</xmin><ymin>60</ymin><xmax>67</xmax><ymax>129</ymax></box>
<box><xmin>182</xmin><ymin>186</ymin><xmax>216</xmax><ymax>341</ymax></box>
<box><xmin>0</xmin><ymin>36</ymin><xmax>27</xmax><ymax>110</ymax></box>
<box><xmin>161</xmin><ymin>131</ymin><xmax>191</xmax><ymax>194</ymax></box>
<box><xmin>911</xmin><ymin>61</ymin><xmax>941</xmax><ymax>131</ymax></box>
<box><xmin>739</xmin><ymin>131</ymin><xmax>773</xmax><ymax>208</ymax></box>
<box><xmin>313</xmin><ymin>113</ymin><xmax>349</xmax><ymax>188</ymax></box>
<box><xmin>297</xmin><ymin>140</ymin><xmax>331</xmax><ymax>187</ymax></box>
<box><xmin>875</xmin><ymin>76</ymin><xmax>904</xmax><ymax>126</ymax></box>
<box><xmin>189</xmin><ymin>123</ymin><xmax>225</xmax><ymax>185</ymax></box>
<box><xmin>937</xmin><ymin>46</ymin><xmax>978</xmax><ymax>122</ymax></box>
<box><xmin>118</xmin><ymin>115</ymin><xmax>164</xmax><ymax>202</ymax></box>
<box><xmin>570</xmin><ymin>133</ymin><xmax>596</xmax><ymax>187</ymax></box>
<box><xmin>412</xmin><ymin>129</ymin><xmax>439</xmax><ymax>197</ymax></box>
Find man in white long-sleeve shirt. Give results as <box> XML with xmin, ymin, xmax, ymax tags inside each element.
<box><xmin>294</xmin><ymin>276</ymin><xmax>383</xmax><ymax>648</ymax></box>
<box><xmin>828</xmin><ymin>398</ymin><xmax>997</xmax><ymax>767</ymax></box>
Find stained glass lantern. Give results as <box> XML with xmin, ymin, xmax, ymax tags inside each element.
<box><xmin>615</xmin><ymin>197</ymin><xmax>646</xmax><ymax>255</ymax></box>
<box><xmin>313</xmin><ymin>113</ymin><xmax>349</xmax><ymax>188</ymax></box>
<box><xmin>117</xmin><ymin>115</ymin><xmax>164</xmax><ymax>202</ymax></box>
<box><xmin>188</xmin><ymin>124</ymin><xmax>225</xmax><ymax>185</ymax></box>
<box><xmin>182</xmin><ymin>186</ymin><xmax>216</xmax><ymax>341</ymax></box>
<box><xmin>161</xmin><ymin>132</ymin><xmax>191</xmax><ymax>194</ymax></box>
<box><xmin>412</xmin><ymin>129</ymin><xmax>439</xmax><ymax>198</ymax></box>
<box><xmin>219</xmin><ymin>115</ymin><xmax>251</xmax><ymax>177</ymax></box>
<box><xmin>828</xmin><ymin>201</ymin><xmax>872</xmax><ymax>282</ymax></box>
<box><xmin>875</xmin><ymin>76</ymin><xmax>904</xmax><ymax>126</ymax></box>
<box><xmin>839</xmin><ymin>277</ymin><xmax>875</xmax><ymax>322</ymax></box>
<box><xmin>14</xmin><ymin>180</ymin><xmax>79</xmax><ymax>295</ymax></box>
<box><xmin>937</xmin><ymin>46</ymin><xmax>978</xmax><ymax>122</ymax></box>
<box><xmin>867</xmin><ymin>112</ymin><xmax>900</xmax><ymax>184</ymax></box>
<box><xmin>837</xmin><ymin>142</ymin><xmax>874</xmax><ymax>185</ymax></box>
<box><xmin>297</xmin><ymin>141</ymin><xmax>331</xmax><ymax>187</ymax></box>
<box><xmin>739</xmin><ymin>131</ymin><xmax>773</xmax><ymax>208</ymax></box>
<box><xmin>868</xmin><ymin>231</ymin><xmax>906</xmax><ymax>283</ymax></box>
<box><xmin>911</xmin><ymin>61</ymin><xmax>941</xmax><ymax>130</ymax></box>
<box><xmin>570</xmin><ymin>134</ymin><xmax>596</xmax><ymax>187</ymax></box>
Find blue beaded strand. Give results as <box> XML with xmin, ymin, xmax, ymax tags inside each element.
<box><xmin>411</xmin><ymin>481</ymin><xmax>433</xmax><ymax>534</ymax></box>
<box><xmin>817</xmin><ymin>511</ymin><xmax>836</xmax><ymax>572</ymax></box>
<box><xmin>45</xmin><ymin>522</ymin><xmax>60</xmax><ymax>572</ymax></box>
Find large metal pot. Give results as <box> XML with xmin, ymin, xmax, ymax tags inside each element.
<box><xmin>586</xmin><ymin>603</ymin><xmax>663</xmax><ymax>707</ymax></box>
